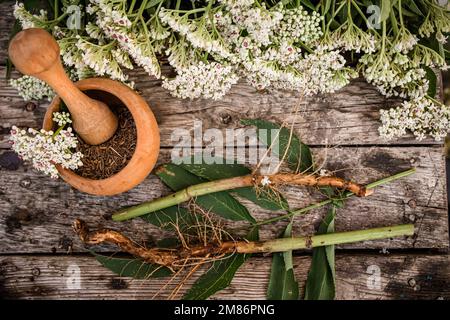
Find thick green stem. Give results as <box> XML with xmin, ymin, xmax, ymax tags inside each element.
<box><xmin>239</xmin><ymin>224</ymin><xmax>414</xmax><ymax>253</ymax></box>
<box><xmin>112</xmin><ymin>176</ymin><xmax>250</xmax><ymax>221</ymax></box>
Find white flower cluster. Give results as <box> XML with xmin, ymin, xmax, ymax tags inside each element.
<box><xmin>392</xmin><ymin>29</ymin><xmax>418</xmax><ymax>54</ymax></box>
<box><xmin>328</xmin><ymin>24</ymin><xmax>377</xmax><ymax>53</ymax></box>
<box><xmin>360</xmin><ymin>52</ymin><xmax>429</xmax><ymax>100</ymax></box>
<box><xmin>76</xmin><ymin>38</ymin><xmax>128</xmax><ymax>82</ymax></box>
<box><xmin>13</xmin><ymin>2</ymin><xmax>48</xmax><ymax>29</ymax></box>
<box><xmin>418</xmin><ymin>5</ymin><xmax>450</xmax><ymax>39</ymax></box>
<box><xmin>170</xmin><ymin>1</ymin><xmax>342</xmax><ymax>97</ymax></box>
<box><xmin>91</xmin><ymin>1</ymin><xmax>161</xmax><ymax>78</ymax></box>
<box><xmin>162</xmin><ymin>61</ymin><xmax>239</xmax><ymax>100</ymax></box>
<box><xmin>287</xmin><ymin>49</ymin><xmax>357</xmax><ymax>95</ymax></box>
<box><xmin>10</xmin><ymin>75</ymin><xmax>55</xmax><ymax>101</ymax></box>
<box><xmin>379</xmin><ymin>97</ymin><xmax>450</xmax><ymax>141</ymax></box>
<box><xmin>275</xmin><ymin>7</ymin><xmax>323</xmax><ymax>43</ymax></box>
<box><xmin>52</xmin><ymin>112</ymin><xmax>72</xmax><ymax>127</ymax></box>
<box><xmin>9</xmin><ymin>120</ymin><xmax>83</xmax><ymax>179</ymax></box>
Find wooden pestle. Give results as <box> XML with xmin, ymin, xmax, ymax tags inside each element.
<box><xmin>8</xmin><ymin>28</ymin><xmax>118</xmax><ymax>145</ymax></box>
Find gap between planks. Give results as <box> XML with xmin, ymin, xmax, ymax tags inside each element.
<box><xmin>0</xmin><ymin>254</ymin><xmax>448</xmax><ymax>300</ymax></box>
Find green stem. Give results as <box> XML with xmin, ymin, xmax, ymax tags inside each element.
<box><xmin>246</xmin><ymin>224</ymin><xmax>414</xmax><ymax>253</ymax></box>
<box><xmin>398</xmin><ymin>0</ymin><xmax>404</xmax><ymax>28</ymax></box>
<box><xmin>128</xmin><ymin>0</ymin><xmax>136</xmax><ymax>14</ymax></box>
<box><xmin>112</xmin><ymin>176</ymin><xmax>250</xmax><ymax>221</ymax></box>
<box><xmin>351</xmin><ymin>0</ymin><xmax>369</xmax><ymax>25</ymax></box>
<box><xmin>326</xmin><ymin>0</ymin><xmax>346</xmax><ymax>30</ymax></box>
<box><xmin>256</xmin><ymin>168</ymin><xmax>416</xmax><ymax>226</ymax></box>
<box><xmin>52</xmin><ymin>124</ymin><xmax>65</xmax><ymax>139</ymax></box>
<box><xmin>133</xmin><ymin>0</ymin><xmax>150</xmax><ymax>25</ymax></box>
<box><xmin>53</xmin><ymin>0</ymin><xmax>58</xmax><ymax>19</ymax></box>
<box><xmin>381</xmin><ymin>20</ymin><xmax>386</xmax><ymax>53</ymax></box>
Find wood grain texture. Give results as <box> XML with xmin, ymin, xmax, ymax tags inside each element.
<box><xmin>0</xmin><ymin>0</ymin><xmax>447</xmax><ymax>300</ymax></box>
<box><xmin>0</xmin><ymin>1</ymin><xmax>14</xmax><ymax>66</ymax></box>
<box><xmin>0</xmin><ymin>254</ymin><xmax>448</xmax><ymax>300</ymax></box>
<box><xmin>0</xmin><ymin>146</ymin><xmax>447</xmax><ymax>254</ymax></box>
<box><xmin>0</xmin><ymin>65</ymin><xmax>442</xmax><ymax>148</ymax></box>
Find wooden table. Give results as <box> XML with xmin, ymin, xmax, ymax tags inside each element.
<box><xmin>0</xmin><ymin>1</ymin><xmax>448</xmax><ymax>300</ymax></box>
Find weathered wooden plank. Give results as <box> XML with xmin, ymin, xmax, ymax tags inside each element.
<box><xmin>0</xmin><ymin>67</ymin><xmax>441</xmax><ymax>148</ymax></box>
<box><xmin>0</xmin><ymin>146</ymin><xmax>447</xmax><ymax>253</ymax></box>
<box><xmin>0</xmin><ymin>254</ymin><xmax>448</xmax><ymax>299</ymax></box>
<box><xmin>0</xmin><ymin>1</ymin><xmax>14</xmax><ymax>66</ymax></box>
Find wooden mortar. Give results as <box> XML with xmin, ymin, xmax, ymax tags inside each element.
<box><xmin>43</xmin><ymin>78</ymin><xmax>160</xmax><ymax>196</ymax></box>
<box><xmin>9</xmin><ymin>28</ymin><xmax>119</xmax><ymax>145</ymax></box>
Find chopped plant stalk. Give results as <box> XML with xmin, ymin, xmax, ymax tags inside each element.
<box><xmin>112</xmin><ymin>170</ymin><xmax>371</xmax><ymax>221</ymax></box>
<box><xmin>74</xmin><ymin>219</ymin><xmax>414</xmax><ymax>271</ymax></box>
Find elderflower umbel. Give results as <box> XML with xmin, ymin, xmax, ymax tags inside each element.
<box><xmin>9</xmin><ymin>120</ymin><xmax>83</xmax><ymax>179</ymax></box>
<box><xmin>162</xmin><ymin>61</ymin><xmax>239</xmax><ymax>100</ymax></box>
<box><xmin>275</xmin><ymin>6</ymin><xmax>323</xmax><ymax>43</ymax></box>
<box><xmin>379</xmin><ymin>97</ymin><xmax>450</xmax><ymax>141</ymax></box>
<box><xmin>52</xmin><ymin>112</ymin><xmax>72</xmax><ymax>127</ymax></box>
<box><xmin>93</xmin><ymin>5</ymin><xmax>161</xmax><ymax>78</ymax></box>
<box><xmin>13</xmin><ymin>2</ymin><xmax>48</xmax><ymax>29</ymax></box>
<box><xmin>10</xmin><ymin>75</ymin><xmax>55</xmax><ymax>101</ymax></box>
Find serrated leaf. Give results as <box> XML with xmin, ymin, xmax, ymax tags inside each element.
<box><xmin>183</xmin><ymin>228</ymin><xmax>258</xmax><ymax>300</ymax></box>
<box><xmin>240</xmin><ymin>119</ymin><xmax>313</xmax><ymax>173</ymax></box>
<box><xmin>423</xmin><ymin>66</ymin><xmax>437</xmax><ymax>98</ymax></box>
<box><xmin>180</xmin><ymin>157</ymin><xmax>288</xmax><ymax>211</ymax></box>
<box><xmin>156</xmin><ymin>164</ymin><xmax>255</xmax><ymax>223</ymax></box>
<box><xmin>379</xmin><ymin>0</ymin><xmax>392</xmax><ymax>23</ymax></box>
<box><xmin>267</xmin><ymin>222</ymin><xmax>299</xmax><ymax>300</ymax></box>
<box><xmin>94</xmin><ymin>253</ymin><xmax>172</xmax><ymax>279</ymax></box>
<box><xmin>304</xmin><ymin>206</ymin><xmax>336</xmax><ymax>300</ymax></box>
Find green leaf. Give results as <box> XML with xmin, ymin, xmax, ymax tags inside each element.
<box><xmin>301</xmin><ymin>0</ymin><xmax>315</xmax><ymax>11</ymax></box>
<box><xmin>267</xmin><ymin>222</ymin><xmax>299</xmax><ymax>300</ymax></box>
<box><xmin>183</xmin><ymin>228</ymin><xmax>258</xmax><ymax>300</ymax></box>
<box><xmin>390</xmin><ymin>8</ymin><xmax>399</xmax><ymax>36</ymax></box>
<box><xmin>142</xmin><ymin>206</ymin><xmax>196</xmax><ymax>231</ymax></box>
<box><xmin>240</xmin><ymin>119</ymin><xmax>313</xmax><ymax>173</ymax></box>
<box><xmin>323</xmin><ymin>0</ymin><xmax>332</xmax><ymax>15</ymax></box>
<box><xmin>423</xmin><ymin>66</ymin><xmax>437</xmax><ymax>98</ymax></box>
<box><xmin>304</xmin><ymin>206</ymin><xmax>336</xmax><ymax>300</ymax></box>
<box><xmin>157</xmin><ymin>237</ymin><xmax>180</xmax><ymax>249</ymax></box>
<box><xmin>180</xmin><ymin>158</ymin><xmax>289</xmax><ymax>211</ymax></box>
<box><xmin>183</xmin><ymin>254</ymin><xmax>245</xmax><ymax>300</ymax></box>
<box><xmin>379</xmin><ymin>0</ymin><xmax>392</xmax><ymax>23</ymax></box>
<box><xmin>156</xmin><ymin>164</ymin><xmax>256</xmax><ymax>223</ymax></box>
<box><xmin>145</xmin><ymin>0</ymin><xmax>164</xmax><ymax>9</ymax></box>
<box><xmin>404</xmin><ymin>0</ymin><xmax>423</xmax><ymax>16</ymax></box>
<box><xmin>94</xmin><ymin>253</ymin><xmax>172</xmax><ymax>279</ymax></box>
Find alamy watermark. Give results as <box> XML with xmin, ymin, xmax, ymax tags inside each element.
<box><xmin>366</xmin><ymin>264</ymin><xmax>382</xmax><ymax>290</ymax></box>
